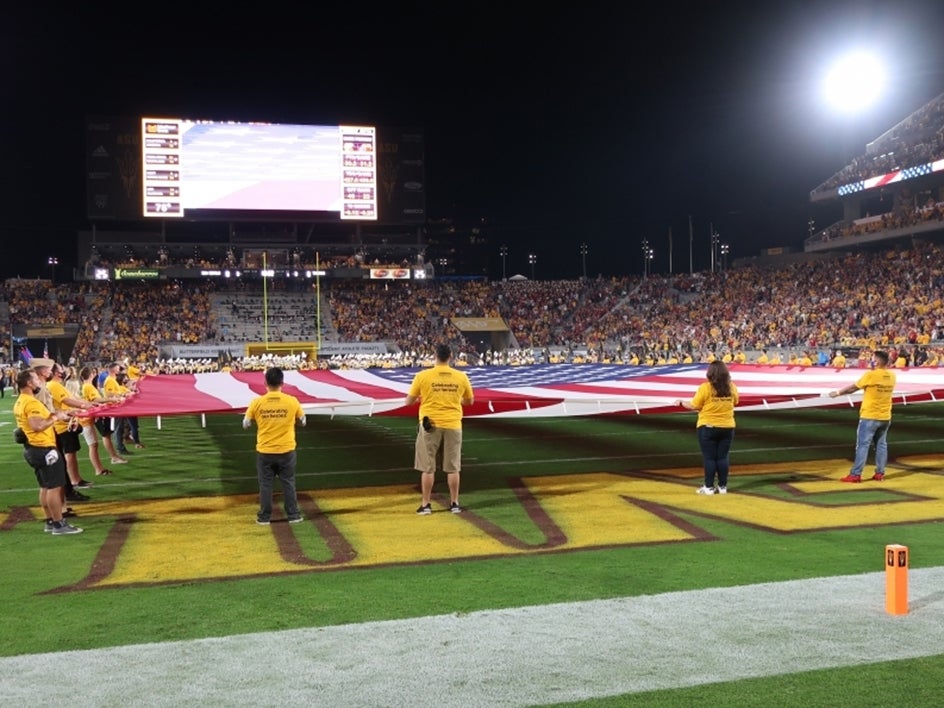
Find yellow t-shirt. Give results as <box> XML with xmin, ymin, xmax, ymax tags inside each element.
<box><xmin>855</xmin><ymin>368</ymin><xmax>896</xmax><ymax>421</ymax></box>
<box><xmin>82</xmin><ymin>381</ymin><xmax>102</xmax><ymax>405</ymax></box>
<box><xmin>80</xmin><ymin>381</ymin><xmax>106</xmax><ymax>425</ymax></box>
<box><xmin>14</xmin><ymin>393</ymin><xmax>57</xmax><ymax>448</ymax></box>
<box><xmin>407</xmin><ymin>364</ymin><xmax>473</xmax><ymax>430</ymax></box>
<box><xmin>244</xmin><ymin>390</ymin><xmax>305</xmax><ymax>454</ymax></box>
<box><xmin>46</xmin><ymin>379</ymin><xmax>74</xmax><ymax>435</ymax></box>
<box><xmin>103</xmin><ymin>374</ymin><xmax>123</xmax><ymax>398</ymax></box>
<box><xmin>690</xmin><ymin>381</ymin><xmax>739</xmax><ymax>428</ymax></box>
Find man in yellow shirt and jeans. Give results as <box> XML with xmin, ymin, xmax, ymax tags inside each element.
<box><xmin>406</xmin><ymin>344</ymin><xmax>474</xmax><ymax>514</ymax></box>
<box><xmin>829</xmin><ymin>350</ymin><xmax>896</xmax><ymax>482</ymax></box>
<box><xmin>243</xmin><ymin>367</ymin><xmax>306</xmax><ymax>525</ymax></box>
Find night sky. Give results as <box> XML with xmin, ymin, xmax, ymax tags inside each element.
<box><xmin>5</xmin><ymin>2</ymin><xmax>944</xmax><ymax>281</ymax></box>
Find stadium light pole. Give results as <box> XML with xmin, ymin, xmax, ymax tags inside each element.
<box><xmin>720</xmin><ymin>243</ymin><xmax>730</xmax><ymax>271</ymax></box>
<box><xmin>499</xmin><ymin>245</ymin><xmax>508</xmax><ymax>280</ymax></box>
<box><xmin>528</xmin><ymin>252</ymin><xmax>537</xmax><ymax>280</ymax></box>
<box><xmin>47</xmin><ymin>256</ymin><xmax>59</xmax><ymax>283</ymax></box>
<box><xmin>710</xmin><ymin>231</ymin><xmax>720</xmax><ymax>273</ymax></box>
<box><xmin>640</xmin><ymin>239</ymin><xmax>651</xmax><ymax>278</ymax></box>
<box><xmin>579</xmin><ymin>243</ymin><xmax>588</xmax><ymax>279</ymax></box>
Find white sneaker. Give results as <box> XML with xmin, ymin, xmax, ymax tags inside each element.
<box><xmin>717</xmin><ymin>486</ymin><xmax>728</xmax><ymax>494</ymax></box>
<box><xmin>696</xmin><ymin>486</ymin><xmax>715</xmax><ymax>495</ymax></box>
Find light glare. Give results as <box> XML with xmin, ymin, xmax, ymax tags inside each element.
<box><xmin>822</xmin><ymin>51</ymin><xmax>886</xmax><ymax>115</ymax></box>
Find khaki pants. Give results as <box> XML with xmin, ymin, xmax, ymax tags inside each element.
<box><xmin>414</xmin><ymin>426</ymin><xmax>462</xmax><ymax>473</ymax></box>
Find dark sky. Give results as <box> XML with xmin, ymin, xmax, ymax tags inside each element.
<box><xmin>5</xmin><ymin>2</ymin><xmax>944</xmax><ymax>281</ymax></box>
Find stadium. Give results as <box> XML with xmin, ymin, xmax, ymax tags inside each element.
<box><xmin>3</xmin><ymin>74</ymin><xmax>944</xmax><ymax>708</ymax></box>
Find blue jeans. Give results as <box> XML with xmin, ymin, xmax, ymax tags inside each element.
<box><xmin>849</xmin><ymin>418</ymin><xmax>890</xmax><ymax>477</ymax></box>
<box><xmin>697</xmin><ymin>426</ymin><xmax>734</xmax><ymax>488</ymax></box>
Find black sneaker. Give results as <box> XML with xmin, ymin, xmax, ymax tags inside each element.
<box><xmin>449</xmin><ymin>502</ymin><xmax>462</xmax><ymax>514</ymax></box>
<box><xmin>256</xmin><ymin>518</ymin><xmax>271</xmax><ymax>526</ymax></box>
<box><xmin>44</xmin><ymin>520</ymin><xmax>54</xmax><ymax>533</ymax></box>
<box><xmin>63</xmin><ymin>507</ymin><xmax>77</xmax><ymax>518</ymax></box>
<box><xmin>287</xmin><ymin>516</ymin><xmax>303</xmax><ymax>524</ymax></box>
<box><xmin>75</xmin><ymin>480</ymin><xmax>93</xmax><ymax>489</ymax></box>
<box><xmin>66</xmin><ymin>491</ymin><xmax>90</xmax><ymax>502</ymax></box>
<box><xmin>416</xmin><ymin>504</ymin><xmax>432</xmax><ymax>515</ymax></box>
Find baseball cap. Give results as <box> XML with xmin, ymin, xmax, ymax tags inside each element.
<box><xmin>30</xmin><ymin>358</ymin><xmax>55</xmax><ymax>370</ymax></box>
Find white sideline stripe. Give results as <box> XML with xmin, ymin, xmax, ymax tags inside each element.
<box><xmin>2</xmin><ymin>568</ymin><xmax>943</xmax><ymax>706</ymax></box>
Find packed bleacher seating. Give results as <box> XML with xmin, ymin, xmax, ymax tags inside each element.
<box><xmin>2</xmin><ymin>240</ymin><xmax>943</xmax><ymax>371</ymax></box>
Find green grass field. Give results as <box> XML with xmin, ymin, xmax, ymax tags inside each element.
<box><xmin>2</xmin><ymin>392</ymin><xmax>943</xmax><ymax>705</ymax></box>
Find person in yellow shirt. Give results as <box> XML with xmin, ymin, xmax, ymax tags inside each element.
<box><xmin>829</xmin><ymin>350</ymin><xmax>895</xmax><ymax>482</ymax></box>
<box><xmin>45</xmin><ymin>362</ymin><xmax>95</xmax><ymax>492</ymax></box>
<box><xmin>677</xmin><ymin>361</ymin><xmax>739</xmax><ymax>495</ymax></box>
<box><xmin>754</xmin><ymin>349</ymin><xmax>769</xmax><ymax>365</ymax></box>
<box><xmin>79</xmin><ymin>365</ymin><xmax>127</xmax><ymax>471</ymax></box>
<box><xmin>831</xmin><ymin>349</ymin><xmax>847</xmax><ymax>368</ymax></box>
<box><xmin>768</xmin><ymin>351</ymin><xmax>782</xmax><ymax>365</ymax></box>
<box><xmin>13</xmin><ymin>369</ymin><xmax>83</xmax><ymax>534</ymax></box>
<box><xmin>405</xmin><ymin>344</ymin><xmax>474</xmax><ymax>514</ymax></box>
<box><xmin>797</xmin><ymin>352</ymin><xmax>813</xmax><ymax>366</ymax></box>
<box><xmin>242</xmin><ymin>367</ymin><xmax>307</xmax><ymax>525</ymax></box>
<box><xmin>733</xmin><ymin>350</ymin><xmax>747</xmax><ymax>364</ymax></box>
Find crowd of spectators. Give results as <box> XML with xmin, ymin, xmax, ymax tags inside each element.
<box><xmin>811</xmin><ymin>194</ymin><xmax>944</xmax><ymax>244</ymax></box>
<box><xmin>813</xmin><ymin>93</ymin><xmax>944</xmax><ymax>194</ymax></box>
<box><xmin>2</xmin><ymin>239</ymin><xmax>943</xmax><ymax>370</ymax></box>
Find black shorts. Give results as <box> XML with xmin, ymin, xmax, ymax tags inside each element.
<box><xmin>24</xmin><ymin>446</ymin><xmax>68</xmax><ymax>489</ymax></box>
<box><xmin>54</xmin><ymin>429</ymin><xmax>82</xmax><ymax>454</ymax></box>
<box><xmin>94</xmin><ymin>418</ymin><xmax>112</xmax><ymax>436</ymax></box>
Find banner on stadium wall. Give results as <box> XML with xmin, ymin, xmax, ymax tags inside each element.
<box><xmin>160</xmin><ymin>344</ymin><xmax>246</xmax><ymax>359</ymax></box>
<box><xmin>451</xmin><ymin>317</ymin><xmax>510</xmax><ymax>332</ymax></box>
<box><xmin>318</xmin><ymin>342</ymin><xmax>391</xmax><ymax>355</ymax></box>
<box><xmin>369</xmin><ymin>267</ymin><xmax>410</xmax><ymax>279</ymax></box>
<box><xmin>114</xmin><ymin>268</ymin><xmax>161</xmax><ymax>280</ymax></box>
<box><xmin>159</xmin><ymin>342</ymin><xmax>391</xmax><ymax>359</ymax></box>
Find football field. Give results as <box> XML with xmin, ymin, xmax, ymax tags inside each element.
<box><xmin>2</xmin><ymin>397</ymin><xmax>943</xmax><ymax>705</ymax></box>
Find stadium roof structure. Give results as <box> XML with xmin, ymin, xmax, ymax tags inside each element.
<box><xmin>805</xmin><ymin>92</ymin><xmax>944</xmax><ymax>254</ymax></box>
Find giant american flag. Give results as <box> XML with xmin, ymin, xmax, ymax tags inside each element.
<box><xmin>93</xmin><ymin>364</ymin><xmax>944</xmax><ymax>419</ymax></box>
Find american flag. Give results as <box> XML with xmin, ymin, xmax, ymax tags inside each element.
<box><xmin>95</xmin><ymin>364</ymin><xmax>944</xmax><ymax>419</ymax></box>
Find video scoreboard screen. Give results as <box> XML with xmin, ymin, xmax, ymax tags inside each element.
<box><xmin>86</xmin><ymin>117</ymin><xmax>424</xmax><ymax>224</ymax></box>
<box><xmin>140</xmin><ymin>118</ymin><xmax>377</xmax><ymax>220</ymax></box>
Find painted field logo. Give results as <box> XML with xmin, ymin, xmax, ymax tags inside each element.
<box><xmin>4</xmin><ymin>456</ymin><xmax>943</xmax><ymax>592</ymax></box>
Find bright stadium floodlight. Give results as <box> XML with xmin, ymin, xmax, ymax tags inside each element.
<box><xmin>821</xmin><ymin>50</ymin><xmax>886</xmax><ymax>115</ymax></box>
